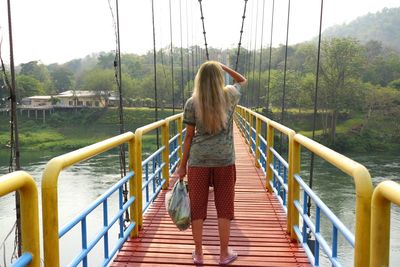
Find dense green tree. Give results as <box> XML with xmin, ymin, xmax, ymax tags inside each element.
<box><xmin>49</xmin><ymin>66</ymin><xmax>74</xmax><ymax>93</ymax></box>
<box><xmin>16</xmin><ymin>75</ymin><xmax>45</xmax><ymax>100</ymax></box>
<box><xmin>319</xmin><ymin>38</ymin><xmax>364</xmax><ymax>144</ymax></box>
<box><xmin>19</xmin><ymin>61</ymin><xmax>53</xmax><ymax>94</ymax></box>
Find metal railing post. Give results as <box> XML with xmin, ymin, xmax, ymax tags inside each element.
<box><xmin>0</xmin><ymin>171</ymin><xmax>40</xmax><ymax>267</ymax></box>
<box><xmin>162</xmin><ymin>120</ymin><xmax>170</xmax><ymax>189</ymax></box>
<box><xmin>289</xmin><ymin>136</ymin><xmax>300</xmax><ymax>240</ymax></box>
<box><xmin>128</xmin><ymin>137</ymin><xmax>138</xmax><ymax>237</ymax></box>
<box><xmin>370</xmin><ymin>180</ymin><xmax>400</xmax><ymax>267</ymax></box>
<box><xmin>178</xmin><ymin>117</ymin><xmax>183</xmax><ymax>160</ymax></box>
<box><xmin>248</xmin><ymin>112</ymin><xmax>253</xmax><ymax>153</ymax></box>
<box><xmin>255</xmin><ymin>116</ymin><xmax>261</xmax><ymax>168</ymax></box>
<box><xmin>353</xmin><ymin>165</ymin><xmax>373</xmax><ymax>267</ymax></box>
<box><xmin>133</xmin><ymin>130</ymin><xmax>143</xmax><ymax>230</ymax></box>
<box><xmin>265</xmin><ymin>121</ymin><xmax>274</xmax><ymax>192</ymax></box>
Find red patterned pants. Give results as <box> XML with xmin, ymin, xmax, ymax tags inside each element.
<box><xmin>187</xmin><ymin>164</ymin><xmax>236</xmax><ymax>221</ymax></box>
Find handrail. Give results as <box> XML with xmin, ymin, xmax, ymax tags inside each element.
<box><xmin>293</xmin><ymin>133</ymin><xmax>373</xmax><ymax>267</ymax></box>
<box><xmin>0</xmin><ymin>171</ymin><xmax>40</xmax><ymax>267</ymax></box>
<box><xmin>235</xmin><ymin>106</ymin><xmax>295</xmax><ymax>230</ymax></box>
<box><xmin>41</xmin><ymin>132</ymin><xmax>136</xmax><ymax>267</ymax></box>
<box><xmin>235</xmin><ymin>105</ymin><xmax>374</xmax><ymax>267</ymax></box>
<box><xmin>133</xmin><ymin>113</ymin><xmax>183</xmax><ymax>230</ymax></box>
<box><xmin>370</xmin><ymin>180</ymin><xmax>400</xmax><ymax>267</ymax></box>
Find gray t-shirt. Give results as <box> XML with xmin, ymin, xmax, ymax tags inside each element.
<box><xmin>183</xmin><ymin>83</ymin><xmax>241</xmax><ymax>167</ymax></box>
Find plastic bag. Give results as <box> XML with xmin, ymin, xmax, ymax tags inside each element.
<box><xmin>165</xmin><ymin>180</ymin><xmax>191</xmax><ymax>231</ymax></box>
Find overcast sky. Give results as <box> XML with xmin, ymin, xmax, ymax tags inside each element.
<box><xmin>0</xmin><ymin>0</ymin><xmax>399</xmax><ymax>65</ymax></box>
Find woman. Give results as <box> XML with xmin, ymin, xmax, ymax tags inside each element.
<box><xmin>174</xmin><ymin>61</ymin><xmax>246</xmax><ymax>265</ymax></box>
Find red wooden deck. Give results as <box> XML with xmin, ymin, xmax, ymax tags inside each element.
<box><xmin>111</xmin><ymin>126</ymin><xmax>311</xmax><ymax>266</ymax></box>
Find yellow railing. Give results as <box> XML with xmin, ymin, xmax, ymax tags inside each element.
<box><xmin>3</xmin><ymin>108</ymin><xmax>399</xmax><ymax>267</ymax></box>
<box><xmin>0</xmin><ymin>171</ymin><xmax>40</xmax><ymax>267</ymax></box>
<box><xmin>41</xmin><ymin>132</ymin><xmax>135</xmax><ymax>267</ymax></box>
<box><xmin>370</xmin><ymin>180</ymin><xmax>400</xmax><ymax>267</ymax></box>
<box><xmin>235</xmin><ymin>105</ymin><xmax>375</xmax><ymax>267</ymax></box>
<box><xmin>235</xmin><ymin>106</ymin><xmax>296</xmax><ymax>229</ymax></box>
<box><xmin>293</xmin><ymin>134</ymin><xmax>373</xmax><ymax>266</ymax></box>
<box><xmin>133</xmin><ymin>113</ymin><xmax>183</xmax><ymax>230</ymax></box>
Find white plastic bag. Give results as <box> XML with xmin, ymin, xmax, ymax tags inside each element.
<box><xmin>165</xmin><ymin>180</ymin><xmax>191</xmax><ymax>231</ymax></box>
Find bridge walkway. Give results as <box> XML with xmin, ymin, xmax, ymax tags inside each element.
<box><xmin>111</xmin><ymin>126</ymin><xmax>310</xmax><ymax>266</ymax></box>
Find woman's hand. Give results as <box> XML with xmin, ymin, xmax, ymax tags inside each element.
<box><xmin>172</xmin><ymin>164</ymin><xmax>187</xmax><ymax>181</ymax></box>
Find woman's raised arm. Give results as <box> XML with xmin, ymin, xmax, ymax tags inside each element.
<box><xmin>220</xmin><ymin>63</ymin><xmax>247</xmax><ymax>86</ymax></box>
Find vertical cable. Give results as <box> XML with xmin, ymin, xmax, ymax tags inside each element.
<box><xmin>180</xmin><ymin>0</ymin><xmax>185</xmax><ymax>108</ymax></box>
<box><xmin>113</xmin><ymin>0</ymin><xmax>130</xmax><ymax>223</ymax></box>
<box><xmin>246</xmin><ymin>0</ymin><xmax>254</xmax><ymax>107</ymax></box>
<box><xmin>169</xmin><ymin>0</ymin><xmax>175</xmax><ymax>114</ymax></box>
<box><xmin>280</xmin><ymin>0</ymin><xmax>291</xmax><ymax>126</ymax></box>
<box><xmin>186</xmin><ymin>0</ymin><xmax>191</xmax><ymax>99</ymax></box>
<box><xmin>251</xmin><ymin>0</ymin><xmax>259</xmax><ymax>108</ymax></box>
<box><xmin>114</xmin><ymin>0</ymin><xmax>126</xmax><ymax>177</ymax></box>
<box><xmin>308</xmin><ymin>0</ymin><xmax>324</xmax><ymax>217</ymax></box>
<box><xmin>279</xmin><ymin>0</ymin><xmax>291</xmax><ymax>153</ymax></box>
<box><xmin>7</xmin><ymin>0</ymin><xmax>22</xmax><ymax>256</ymax></box>
<box><xmin>257</xmin><ymin>0</ymin><xmax>266</xmax><ymax>108</ymax></box>
<box><xmin>235</xmin><ymin>0</ymin><xmax>248</xmax><ymax>71</ymax></box>
<box><xmin>151</xmin><ymin>0</ymin><xmax>159</xmax><ymax>147</ymax></box>
<box><xmin>198</xmin><ymin>0</ymin><xmax>209</xmax><ymax>60</ymax></box>
<box><xmin>266</xmin><ymin>0</ymin><xmax>275</xmax><ymax>114</ymax></box>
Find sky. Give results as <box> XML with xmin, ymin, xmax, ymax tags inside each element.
<box><xmin>0</xmin><ymin>0</ymin><xmax>399</xmax><ymax>65</ymax></box>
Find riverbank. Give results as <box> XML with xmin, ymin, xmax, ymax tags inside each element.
<box><xmin>0</xmin><ymin>107</ymin><xmax>179</xmax><ymax>153</ymax></box>
<box><xmin>0</xmin><ymin>107</ymin><xmax>398</xmax><ymax>153</ymax></box>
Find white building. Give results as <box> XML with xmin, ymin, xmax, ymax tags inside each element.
<box><xmin>21</xmin><ymin>95</ymin><xmax>52</xmax><ymax>108</ymax></box>
<box><xmin>21</xmin><ymin>90</ymin><xmax>118</xmax><ymax>108</ymax></box>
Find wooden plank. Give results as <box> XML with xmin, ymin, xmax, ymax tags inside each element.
<box><xmin>112</xmin><ymin>125</ymin><xmax>311</xmax><ymax>266</ymax></box>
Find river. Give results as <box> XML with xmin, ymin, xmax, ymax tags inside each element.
<box><xmin>0</xmin><ymin>150</ymin><xmax>399</xmax><ymax>266</ymax></box>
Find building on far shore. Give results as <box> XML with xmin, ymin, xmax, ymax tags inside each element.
<box><xmin>21</xmin><ymin>90</ymin><xmax>118</xmax><ymax>109</ymax></box>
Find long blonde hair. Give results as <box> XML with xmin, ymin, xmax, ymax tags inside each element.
<box><xmin>192</xmin><ymin>61</ymin><xmax>228</xmax><ymax>134</ymax></box>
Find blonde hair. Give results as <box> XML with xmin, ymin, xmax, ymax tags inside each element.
<box><xmin>192</xmin><ymin>61</ymin><xmax>228</xmax><ymax>134</ymax></box>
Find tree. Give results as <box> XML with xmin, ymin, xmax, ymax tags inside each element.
<box><xmin>19</xmin><ymin>61</ymin><xmax>53</xmax><ymax>94</ymax></box>
<box><xmin>80</xmin><ymin>68</ymin><xmax>116</xmax><ymax>107</ymax></box>
<box><xmin>16</xmin><ymin>75</ymin><xmax>45</xmax><ymax>100</ymax></box>
<box><xmin>50</xmin><ymin>66</ymin><xmax>74</xmax><ymax>93</ymax></box>
<box><xmin>319</xmin><ymin>38</ymin><xmax>364</xmax><ymax>144</ymax></box>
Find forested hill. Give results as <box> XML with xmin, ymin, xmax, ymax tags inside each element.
<box><xmin>323</xmin><ymin>7</ymin><xmax>400</xmax><ymax>52</ymax></box>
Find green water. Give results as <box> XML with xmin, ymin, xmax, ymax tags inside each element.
<box><xmin>0</xmin><ymin>149</ymin><xmax>399</xmax><ymax>266</ymax></box>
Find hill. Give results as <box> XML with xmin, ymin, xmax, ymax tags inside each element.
<box><xmin>323</xmin><ymin>7</ymin><xmax>400</xmax><ymax>52</ymax></box>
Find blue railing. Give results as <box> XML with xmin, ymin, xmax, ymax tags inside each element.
<box><xmin>270</xmin><ymin>148</ymin><xmax>288</xmax><ymax>212</ymax></box>
<box><xmin>59</xmin><ymin>172</ymin><xmax>136</xmax><ymax>267</ymax></box>
<box><xmin>234</xmin><ymin>106</ymin><xmax>373</xmax><ymax>267</ymax></box>
<box><xmin>57</xmin><ymin>116</ymin><xmax>186</xmax><ymax>267</ymax></box>
<box><xmin>142</xmin><ymin>146</ymin><xmax>166</xmax><ymax>213</ymax></box>
<box><xmin>236</xmin><ymin>109</ymin><xmax>289</xmax><ymax>213</ymax></box>
<box><xmin>11</xmin><ymin>253</ymin><xmax>32</xmax><ymax>267</ymax></box>
<box><xmin>293</xmin><ymin>174</ymin><xmax>355</xmax><ymax>267</ymax></box>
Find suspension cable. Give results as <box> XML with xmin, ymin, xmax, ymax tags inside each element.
<box><xmin>108</xmin><ymin>0</ymin><xmax>129</xmax><ymax>223</ymax></box>
<box><xmin>0</xmin><ymin>36</ymin><xmax>20</xmax><ymax>264</ymax></box>
<box><xmin>308</xmin><ymin>0</ymin><xmax>324</xmax><ymax>217</ymax></box>
<box><xmin>251</xmin><ymin>0</ymin><xmax>260</xmax><ymax>108</ymax></box>
<box><xmin>169</xmin><ymin>0</ymin><xmax>175</xmax><ymax>114</ymax></box>
<box><xmin>279</xmin><ymin>0</ymin><xmax>291</xmax><ymax>154</ymax></box>
<box><xmin>6</xmin><ymin>0</ymin><xmax>21</xmax><ymax>257</ymax></box>
<box><xmin>280</xmin><ymin>0</ymin><xmax>291</xmax><ymax>126</ymax></box>
<box><xmin>151</xmin><ymin>0</ymin><xmax>160</xmax><ymax>147</ymax></box>
<box><xmin>179</xmin><ymin>0</ymin><xmax>185</xmax><ymax>108</ymax></box>
<box><xmin>186</xmin><ymin>0</ymin><xmax>191</xmax><ymax>98</ymax></box>
<box><xmin>235</xmin><ymin>0</ymin><xmax>248</xmax><ymax>71</ymax></box>
<box><xmin>198</xmin><ymin>0</ymin><xmax>209</xmax><ymax>60</ymax></box>
<box><xmin>246</xmin><ymin>0</ymin><xmax>254</xmax><ymax>107</ymax></box>
<box><xmin>256</xmin><ymin>0</ymin><xmax>266</xmax><ymax>108</ymax></box>
<box><xmin>266</xmin><ymin>0</ymin><xmax>275</xmax><ymax>114</ymax></box>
